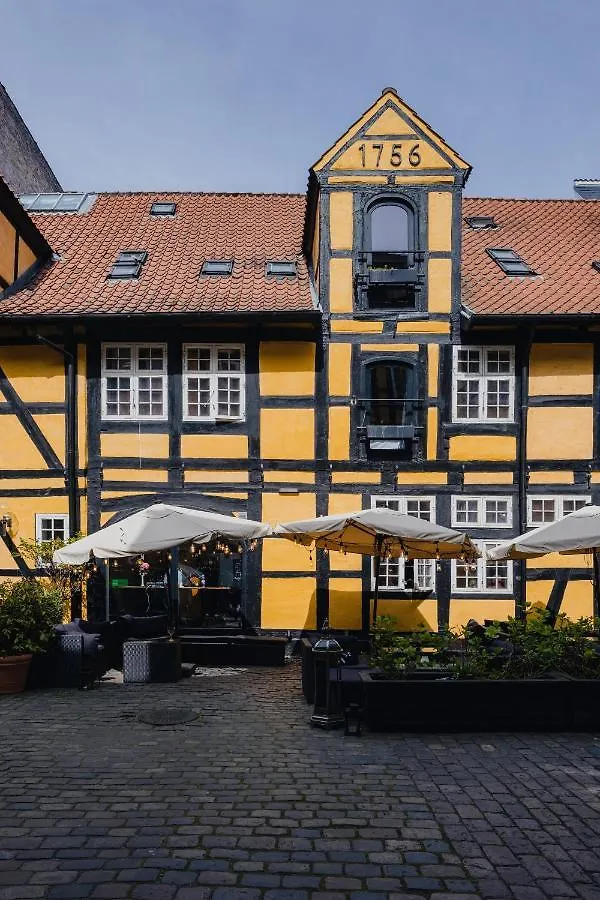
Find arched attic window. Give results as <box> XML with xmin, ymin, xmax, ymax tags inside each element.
<box><xmin>369</xmin><ymin>201</ymin><xmax>414</xmax><ymax>268</ymax></box>
<box><xmin>367</xmin><ymin>360</ymin><xmax>415</xmax><ymax>426</ymax></box>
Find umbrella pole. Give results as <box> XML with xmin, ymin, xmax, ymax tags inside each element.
<box><xmin>168</xmin><ymin>546</ymin><xmax>180</xmax><ymax>636</ymax></box>
<box><xmin>104</xmin><ymin>559</ymin><xmax>110</xmax><ymax>621</ymax></box>
<box><xmin>593</xmin><ymin>550</ymin><xmax>600</xmax><ymax>623</ymax></box>
<box><xmin>372</xmin><ymin>536</ymin><xmax>384</xmax><ymax>627</ymax></box>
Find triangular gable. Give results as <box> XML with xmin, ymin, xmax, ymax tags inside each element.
<box><xmin>312</xmin><ymin>89</ymin><xmax>470</xmax><ymax>175</ymax></box>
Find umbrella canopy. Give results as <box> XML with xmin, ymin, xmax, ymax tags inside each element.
<box><xmin>487</xmin><ymin>504</ymin><xmax>600</xmax><ymax>560</ymax></box>
<box><xmin>273</xmin><ymin>508</ymin><xmax>479</xmax><ymax>560</ymax></box>
<box><xmin>53</xmin><ymin>503</ymin><xmax>271</xmax><ymax>565</ymax></box>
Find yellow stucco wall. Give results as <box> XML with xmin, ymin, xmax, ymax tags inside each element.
<box><xmin>448</xmin><ymin>599</ymin><xmax>514</xmax><ymax>631</ymax></box>
<box><xmin>103</xmin><ymin>432</ymin><xmax>171</xmax><ymax>459</ymax></box>
<box><xmin>329</xmin><ymin>407</ymin><xmax>349</xmax><ymax>460</ymax></box>
<box><xmin>527</xmin><ymin>471</ymin><xmax>573</xmax><ymax>484</ymax></box>
<box><xmin>0</xmin><ymin>214</ymin><xmax>16</xmax><ymax>284</ymax></box>
<box><xmin>527</xmin><ymin>579</ymin><xmax>593</xmax><ymax>620</ymax></box>
<box><xmin>331</xmin><ymin>320</ymin><xmax>383</xmax><ymax>333</ymax></box>
<box><xmin>428</xmin><ymin>192</ymin><xmax>453</xmax><ymax>252</ymax></box>
<box><xmin>259</xmin><ymin>342</ymin><xmax>315</xmax><ymax>396</ymax></box>
<box><xmin>261</xmin><ymin>408</ymin><xmax>314</xmax><ymax>460</ymax></box>
<box><xmin>103</xmin><ymin>468</ymin><xmax>169</xmax><ymax>484</ymax></box>
<box><xmin>529</xmin><ymin>344</ymin><xmax>593</xmax><ymax>395</ymax></box>
<box><xmin>331</xmin><ymin>471</ymin><xmax>380</xmax><ymax>484</ymax></box>
<box><xmin>377</xmin><ymin>598</ymin><xmax>438</xmax><ymax>630</ymax></box>
<box><xmin>328</xmin><ymin>343</ymin><xmax>352</xmax><ymax>396</ymax></box>
<box><xmin>329</xmin><ymin>192</ymin><xmax>354</xmax><ymax>250</ymax></box>
<box><xmin>449</xmin><ymin>435</ymin><xmax>517</xmax><ymax>462</ymax></box>
<box><xmin>261</xmin><ymin>577</ymin><xmax>316</xmax><ymax>629</ymax></box>
<box><xmin>463</xmin><ymin>471</ymin><xmax>514</xmax><ymax>485</ymax></box>
<box><xmin>427</xmin><ymin>408</ymin><xmax>438</xmax><ymax>460</ymax></box>
<box><xmin>527</xmin><ymin>407</ymin><xmax>593</xmax><ymax>459</ymax></box>
<box><xmin>0</xmin><ymin>345</ymin><xmax>65</xmax><ymax>402</ymax></box>
<box><xmin>428</xmin><ymin>344</ymin><xmax>439</xmax><ymax>397</ymax></box>
<box><xmin>180</xmin><ymin>434</ymin><xmax>248</xmax><ymax>460</ymax></box>
<box><xmin>329</xmin><ymin>258</ymin><xmax>354</xmax><ymax>313</ymax></box>
<box><xmin>17</xmin><ymin>238</ymin><xmax>36</xmax><ymax>276</ymax></box>
<box><xmin>329</xmin><ymin>579</ymin><xmax>363</xmax><ymax>629</ymax></box>
<box><xmin>427</xmin><ymin>258</ymin><xmax>452</xmax><ymax>313</ymax></box>
<box><xmin>262</xmin><ymin>493</ymin><xmax>316</xmax><ymax>572</ymax></box>
<box><xmin>397</xmin><ymin>472</ymin><xmax>448</xmax><ymax>485</ymax></box>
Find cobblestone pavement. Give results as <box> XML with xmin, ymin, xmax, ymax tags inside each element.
<box><xmin>1</xmin><ymin>661</ymin><xmax>600</xmax><ymax>900</ymax></box>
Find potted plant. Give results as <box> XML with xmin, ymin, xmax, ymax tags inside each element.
<box><xmin>0</xmin><ymin>578</ymin><xmax>62</xmax><ymax>693</ymax></box>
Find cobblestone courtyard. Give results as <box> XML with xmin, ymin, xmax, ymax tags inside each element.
<box><xmin>1</xmin><ymin>662</ymin><xmax>600</xmax><ymax>900</ymax></box>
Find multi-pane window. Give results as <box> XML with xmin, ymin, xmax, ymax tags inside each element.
<box><xmin>371</xmin><ymin>496</ymin><xmax>435</xmax><ymax>591</ymax></box>
<box><xmin>527</xmin><ymin>495</ymin><xmax>590</xmax><ymax>527</ymax></box>
<box><xmin>183</xmin><ymin>345</ymin><xmax>244</xmax><ymax>421</ymax></box>
<box><xmin>452</xmin><ymin>496</ymin><xmax>512</xmax><ymax>528</ymax></box>
<box><xmin>35</xmin><ymin>514</ymin><xmax>69</xmax><ymax>543</ymax></box>
<box><xmin>453</xmin><ymin>346</ymin><xmax>515</xmax><ymax>422</ymax></box>
<box><xmin>102</xmin><ymin>344</ymin><xmax>167</xmax><ymax>419</ymax></box>
<box><xmin>452</xmin><ymin>541</ymin><xmax>513</xmax><ymax>593</ymax></box>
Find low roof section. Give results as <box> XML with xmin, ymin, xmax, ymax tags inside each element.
<box><xmin>0</xmin><ymin>191</ymin><xmax>318</xmax><ymax>321</ymax></box>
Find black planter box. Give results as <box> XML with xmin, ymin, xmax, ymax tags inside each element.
<box><xmin>360</xmin><ymin>670</ymin><xmax>600</xmax><ymax>732</ymax></box>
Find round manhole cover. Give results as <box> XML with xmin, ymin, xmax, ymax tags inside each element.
<box><xmin>138</xmin><ymin>706</ymin><xmax>199</xmax><ymax>726</ymax></box>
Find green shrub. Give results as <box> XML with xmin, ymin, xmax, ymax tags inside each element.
<box><xmin>0</xmin><ymin>578</ymin><xmax>62</xmax><ymax>656</ymax></box>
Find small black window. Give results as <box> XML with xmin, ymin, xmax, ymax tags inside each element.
<box><xmin>266</xmin><ymin>261</ymin><xmax>296</xmax><ymax>277</ymax></box>
<box><xmin>150</xmin><ymin>202</ymin><xmax>177</xmax><ymax>216</ymax></box>
<box><xmin>108</xmin><ymin>251</ymin><xmax>148</xmax><ymax>280</ymax></box>
<box><xmin>487</xmin><ymin>248</ymin><xmax>537</xmax><ymax>277</ymax></box>
<box><xmin>465</xmin><ymin>215</ymin><xmax>497</xmax><ymax>230</ymax></box>
<box><xmin>201</xmin><ymin>260</ymin><xmax>233</xmax><ymax>276</ymax></box>
<box><xmin>369</xmin><ymin>363</ymin><xmax>413</xmax><ymax>426</ymax></box>
<box><xmin>592</xmin><ymin>261</ymin><xmax>600</xmax><ymax>273</ymax></box>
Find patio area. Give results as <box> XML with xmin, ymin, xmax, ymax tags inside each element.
<box><xmin>1</xmin><ymin>662</ymin><xmax>600</xmax><ymax>899</ymax></box>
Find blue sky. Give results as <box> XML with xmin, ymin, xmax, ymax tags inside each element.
<box><xmin>2</xmin><ymin>0</ymin><xmax>599</xmax><ymax>197</ymax></box>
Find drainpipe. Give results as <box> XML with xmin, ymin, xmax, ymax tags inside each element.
<box><xmin>516</xmin><ymin>327</ymin><xmax>533</xmax><ymax>620</ymax></box>
<box><xmin>36</xmin><ymin>332</ymin><xmax>80</xmax><ymax>618</ymax></box>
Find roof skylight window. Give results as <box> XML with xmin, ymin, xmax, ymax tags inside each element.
<box><xmin>487</xmin><ymin>248</ymin><xmax>537</xmax><ymax>277</ymax></box>
<box><xmin>201</xmin><ymin>260</ymin><xmax>233</xmax><ymax>276</ymax></box>
<box><xmin>466</xmin><ymin>215</ymin><xmax>497</xmax><ymax>230</ymax></box>
<box><xmin>266</xmin><ymin>260</ymin><xmax>297</xmax><ymax>277</ymax></box>
<box><xmin>150</xmin><ymin>201</ymin><xmax>177</xmax><ymax>216</ymax></box>
<box><xmin>592</xmin><ymin>261</ymin><xmax>600</xmax><ymax>273</ymax></box>
<box><xmin>19</xmin><ymin>193</ymin><xmax>97</xmax><ymax>214</ymax></box>
<box><xmin>108</xmin><ymin>251</ymin><xmax>148</xmax><ymax>280</ymax></box>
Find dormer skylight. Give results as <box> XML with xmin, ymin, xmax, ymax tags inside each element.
<box><xmin>487</xmin><ymin>248</ymin><xmax>537</xmax><ymax>277</ymax></box>
<box><xmin>108</xmin><ymin>251</ymin><xmax>148</xmax><ymax>280</ymax></box>
<box><xmin>150</xmin><ymin>201</ymin><xmax>177</xmax><ymax>216</ymax></box>
<box><xmin>466</xmin><ymin>215</ymin><xmax>497</xmax><ymax>230</ymax></box>
<box><xmin>266</xmin><ymin>260</ymin><xmax>296</xmax><ymax>277</ymax></box>
<box><xmin>201</xmin><ymin>260</ymin><xmax>233</xmax><ymax>276</ymax></box>
<box><xmin>19</xmin><ymin>192</ymin><xmax>97</xmax><ymax>214</ymax></box>
<box><xmin>592</xmin><ymin>261</ymin><xmax>600</xmax><ymax>273</ymax></box>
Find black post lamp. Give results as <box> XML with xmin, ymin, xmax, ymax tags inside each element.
<box><xmin>311</xmin><ymin>620</ymin><xmax>344</xmax><ymax>729</ymax></box>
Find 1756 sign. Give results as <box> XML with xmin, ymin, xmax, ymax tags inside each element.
<box><xmin>358</xmin><ymin>142</ymin><xmax>422</xmax><ymax>168</ymax></box>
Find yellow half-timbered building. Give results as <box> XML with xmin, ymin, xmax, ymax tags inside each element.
<box><xmin>1</xmin><ymin>88</ymin><xmax>599</xmax><ymax>632</ymax></box>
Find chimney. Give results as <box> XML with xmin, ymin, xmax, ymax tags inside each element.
<box><xmin>574</xmin><ymin>179</ymin><xmax>600</xmax><ymax>200</ymax></box>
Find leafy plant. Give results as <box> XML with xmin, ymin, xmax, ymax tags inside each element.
<box><xmin>370</xmin><ymin>616</ymin><xmax>450</xmax><ymax>678</ymax></box>
<box><xmin>0</xmin><ymin>578</ymin><xmax>62</xmax><ymax>656</ymax></box>
<box><xmin>18</xmin><ymin>533</ymin><xmax>92</xmax><ymax>622</ymax></box>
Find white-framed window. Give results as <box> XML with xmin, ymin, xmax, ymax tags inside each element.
<box><xmin>452</xmin><ymin>346</ymin><xmax>515</xmax><ymax>423</ymax></box>
<box><xmin>101</xmin><ymin>344</ymin><xmax>167</xmax><ymax>420</ymax></box>
<box><xmin>371</xmin><ymin>496</ymin><xmax>436</xmax><ymax>591</ymax></box>
<box><xmin>527</xmin><ymin>495</ymin><xmax>590</xmax><ymax>527</ymax></box>
<box><xmin>452</xmin><ymin>541</ymin><xmax>513</xmax><ymax>594</ymax></box>
<box><xmin>35</xmin><ymin>514</ymin><xmax>69</xmax><ymax>543</ymax></box>
<box><xmin>183</xmin><ymin>344</ymin><xmax>245</xmax><ymax>421</ymax></box>
<box><xmin>451</xmin><ymin>495</ymin><xmax>513</xmax><ymax>528</ymax></box>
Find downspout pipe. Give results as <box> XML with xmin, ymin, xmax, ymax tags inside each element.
<box><xmin>516</xmin><ymin>327</ymin><xmax>533</xmax><ymax>620</ymax></box>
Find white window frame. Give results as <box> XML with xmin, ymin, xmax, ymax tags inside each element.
<box><xmin>527</xmin><ymin>495</ymin><xmax>591</xmax><ymax>528</ymax></box>
<box><xmin>183</xmin><ymin>344</ymin><xmax>245</xmax><ymax>422</ymax></box>
<box><xmin>452</xmin><ymin>345</ymin><xmax>515</xmax><ymax>423</ymax></box>
<box><xmin>451</xmin><ymin>495</ymin><xmax>513</xmax><ymax>529</ymax></box>
<box><xmin>101</xmin><ymin>343</ymin><xmax>168</xmax><ymax>421</ymax></box>
<box><xmin>35</xmin><ymin>514</ymin><xmax>69</xmax><ymax>544</ymax></box>
<box><xmin>371</xmin><ymin>495</ymin><xmax>436</xmax><ymax>592</ymax></box>
<box><xmin>451</xmin><ymin>540</ymin><xmax>513</xmax><ymax>594</ymax></box>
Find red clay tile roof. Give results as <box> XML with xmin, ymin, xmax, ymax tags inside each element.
<box><xmin>0</xmin><ymin>192</ymin><xmax>315</xmax><ymax>317</ymax></box>
<box><xmin>462</xmin><ymin>197</ymin><xmax>600</xmax><ymax>316</ymax></box>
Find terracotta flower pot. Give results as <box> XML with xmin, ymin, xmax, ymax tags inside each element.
<box><xmin>0</xmin><ymin>654</ymin><xmax>32</xmax><ymax>694</ymax></box>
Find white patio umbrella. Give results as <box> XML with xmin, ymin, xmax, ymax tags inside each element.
<box><xmin>487</xmin><ymin>504</ymin><xmax>600</xmax><ymax>619</ymax></box>
<box><xmin>274</xmin><ymin>508</ymin><xmax>479</xmax><ymax>625</ymax></box>
<box><xmin>53</xmin><ymin>503</ymin><xmax>271</xmax><ymax>564</ymax></box>
<box><xmin>487</xmin><ymin>504</ymin><xmax>600</xmax><ymax>560</ymax></box>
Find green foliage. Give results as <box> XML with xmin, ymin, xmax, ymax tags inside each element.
<box><xmin>369</xmin><ymin>608</ymin><xmax>600</xmax><ymax>680</ymax></box>
<box><xmin>18</xmin><ymin>533</ymin><xmax>91</xmax><ymax>622</ymax></box>
<box><xmin>0</xmin><ymin>578</ymin><xmax>62</xmax><ymax>656</ymax></box>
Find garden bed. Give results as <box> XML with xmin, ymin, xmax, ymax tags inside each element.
<box><xmin>360</xmin><ymin>669</ymin><xmax>600</xmax><ymax>732</ymax></box>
